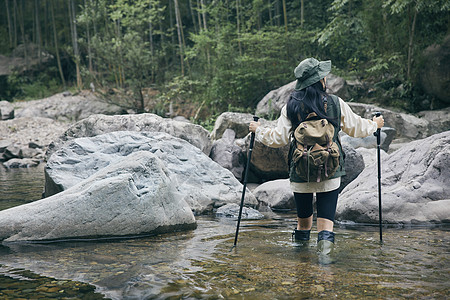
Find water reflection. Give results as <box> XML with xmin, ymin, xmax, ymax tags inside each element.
<box><xmin>0</xmin><ymin>166</ymin><xmax>449</xmax><ymax>299</ymax></box>
<box><xmin>0</xmin><ymin>164</ymin><xmax>45</xmax><ymax>210</ymax></box>
<box><xmin>0</xmin><ymin>216</ymin><xmax>449</xmax><ymax>299</ymax></box>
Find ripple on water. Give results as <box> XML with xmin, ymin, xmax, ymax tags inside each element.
<box><xmin>0</xmin><ymin>166</ymin><xmax>449</xmax><ymax>299</ymax></box>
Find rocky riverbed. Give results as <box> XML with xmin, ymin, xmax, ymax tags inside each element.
<box><xmin>0</xmin><ymin>82</ymin><xmax>449</xmax><ymax>241</ymax></box>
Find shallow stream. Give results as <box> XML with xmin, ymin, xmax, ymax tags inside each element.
<box><xmin>0</xmin><ymin>165</ymin><xmax>449</xmax><ymax>299</ymax></box>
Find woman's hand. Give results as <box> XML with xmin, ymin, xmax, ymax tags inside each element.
<box><xmin>249</xmin><ymin>120</ymin><xmax>261</xmax><ymax>133</ymax></box>
<box><xmin>372</xmin><ymin>115</ymin><xmax>384</xmax><ymax>129</ymax></box>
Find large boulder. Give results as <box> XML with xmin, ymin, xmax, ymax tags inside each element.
<box><xmin>252</xmin><ymin>179</ymin><xmax>295</xmax><ymax>211</ymax></box>
<box><xmin>340</xmin><ymin>127</ymin><xmax>396</xmax><ymax>152</ymax></box>
<box><xmin>255</xmin><ymin>81</ymin><xmax>296</xmax><ymax>119</ymax></box>
<box><xmin>0</xmin><ymin>151</ymin><xmax>197</xmax><ymax>242</ymax></box>
<box><xmin>254</xmin><ymin>80</ymin><xmax>448</xmax><ymax>141</ymax></box>
<box><xmin>417</xmin><ymin>107</ymin><xmax>450</xmax><ymax>135</ymax></box>
<box><xmin>209</xmin><ymin>129</ymin><xmax>245</xmax><ymax>181</ymax></box>
<box><xmin>14</xmin><ymin>91</ymin><xmax>125</xmax><ymax>122</ymax></box>
<box><xmin>44</xmin><ymin>131</ymin><xmax>257</xmax><ymax>215</ymax></box>
<box><xmin>339</xmin><ymin>144</ymin><xmax>365</xmax><ymax>193</ymax></box>
<box><xmin>255</xmin><ymin>74</ymin><xmax>351</xmax><ymax>119</ymax></box>
<box><xmin>336</xmin><ymin>131</ymin><xmax>450</xmax><ymax>224</ymax></box>
<box><xmin>346</xmin><ymin>103</ymin><xmax>431</xmax><ymax>140</ymax></box>
<box><xmin>210</xmin><ymin>112</ymin><xmax>255</xmax><ymax>140</ymax></box>
<box><xmin>46</xmin><ymin>113</ymin><xmax>212</xmax><ymax>159</ymax></box>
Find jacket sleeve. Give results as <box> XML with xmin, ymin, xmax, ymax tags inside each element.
<box><xmin>339</xmin><ymin>97</ymin><xmax>378</xmax><ymax>138</ymax></box>
<box><xmin>255</xmin><ymin>105</ymin><xmax>291</xmax><ymax>148</ymax></box>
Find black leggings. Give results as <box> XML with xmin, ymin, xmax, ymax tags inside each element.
<box><xmin>294</xmin><ymin>189</ymin><xmax>339</xmax><ymax>222</ymax></box>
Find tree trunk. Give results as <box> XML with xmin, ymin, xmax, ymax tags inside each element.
<box><xmin>50</xmin><ymin>0</ymin><xmax>65</xmax><ymax>86</ymax></box>
<box><xmin>200</xmin><ymin>0</ymin><xmax>207</xmax><ymax>31</ymax></box>
<box><xmin>16</xmin><ymin>0</ymin><xmax>28</xmax><ymax>64</ymax></box>
<box><xmin>6</xmin><ymin>0</ymin><xmax>13</xmax><ymax>48</ymax></box>
<box><xmin>268</xmin><ymin>0</ymin><xmax>273</xmax><ymax>26</ymax></box>
<box><xmin>174</xmin><ymin>0</ymin><xmax>184</xmax><ymax>76</ymax></box>
<box><xmin>407</xmin><ymin>5</ymin><xmax>417</xmax><ymax>81</ymax></box>
<box><xmin>282</xmin><ymin>0</ymin><xmax>287</xmax><ymax>32</ymax></box>
<box><xmin>12</xmin><ymin>0</ymin><xmax>18</xmax><ymax>47</ymax></box>
<box><xmin>189</xmin><ymin>0</ymin><xmax>198</xmax><ymax>34</ymax></box>
<box><xmin>83</xmin><ymin>0</ymin><xmax>93</xmax><ymax>74</ymax></box>
<box><xmin>35</xmin><ymin>0</ymin><xmax>42</xmax><ymax>63</ymax></box>
<box><xmin>69</xmin><ymin>0</ymin><xmax>82</xmax><ymax>88</ymax></box>
<box><xmin>197</xmin><ymin>0</ymin><xmax>202</xmax><ymax>30</ymax></box>
<box><xmin>236</xmin><ymin>0</ymin><xmax>242</xmax><ymax>56</ymax></box>
<box><xmin>300</xmin><ymin>0</ymin><xmax>304</xmax><ymax>27</ymax></box>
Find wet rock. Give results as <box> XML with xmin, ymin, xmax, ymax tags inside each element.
<box><xmin>337</xmin><ymin>131</ymin><xmax>450</xmax><ymax>224</ymax></box>
<box><xmin>44</xmin><ymin>131</ymin><xmax>257</xmax><ymax>215</ymax></box>
<box><xmin>3</xmin><ymin>158</ymin><xmax>39</xmax><ymax>168</ymax></box>
<box><xmin>252</xmin><ymin>179</ymin><xmax>295</xmax><ymax>210</ymax></box>
<box><xmin>46</xmin><ymin>113</ymin><xmax>212</xmax><ymax>160</ymax></box>
<box><xmin>210</xmin><ymin>129</ymin><xmax>245</xmax><ymax>181</ymax></box>
<box><xmin>0</xmin><ymin>151</ymin><xmax>197</xmax><ymax>242</ymax></box>
<box><xmin>0</xmin><ymin>101</ymin><xmax>14</xmax><ymax>120</ymax></box>
<box><xmin>216</xmin><ymin>203</ymin><xmax>264</xmax><ymax>220</ymax></box>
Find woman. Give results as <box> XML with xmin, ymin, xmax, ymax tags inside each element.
<box><xmin>249</xmin><ymin>58</ymin><xmax>384</xmax><ymax>257</ymax></box>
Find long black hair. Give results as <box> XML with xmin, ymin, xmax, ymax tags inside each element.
<box><xmin>286</xmin><ymin>80</ymin><xmax>338</xmax><ymax>130</ymax></box>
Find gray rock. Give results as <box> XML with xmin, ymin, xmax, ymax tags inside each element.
<box><xmin>417</xmin><ymin>107</ymin><xmax>450</xmax><ymax>135</ymax></box>
<box><xmin>44</xmin><ymin>131</ymin><xmax>257</xmax><ymax>215</ymax></box>
<box><xmin>255</xmin><ymin>80</ymin><xmax>296</xmax><ymax>119</ymax></box>
<box><xmin>254</xmin><ymin>80</ymin><xmax>448</xmax><ymax>141</ymax></box>
<box><xmin>0</xmin><ymin>151</ymin><xmax>197</xmax><ymax>242</ymax></box>
<box><xmin>339</xmin><ymin>144</ymin><xmax>365</xmax><ymax>193</ymax></box>
<box><xmin>216</xmin><ymin>203</ymin><xmax>264</xmax><ymax>220</ymax></box>
<box><xmin>46</xmin><ymin>113</ymin><xmax>212</xmax><ymax>159</ymax></box>
<box><xmin>14</xmin><ymin>91</ymin><xmax>125</xmax><ymax>122</ymax></box>
<box><xmin>253</xmin><ymin>179</ymin><xmax>295</xmax><ymax>210</ymax></box>
<box><xmin>326</xmin><ymin>73</ymin><xmax>350</xmax><ymax>99</ymax></box>
<box><xmin>0</xmin><ymin>101</ymin><xmax>14</xmax><ymax>120</ymax></box>
<box><xmin>336</xmin><ymin>131</ymin><xmax>450</xmax><ymax>224</ymax></box>
<box><xmin>209</xmin><ymin>129</ymin><xmax>245</xmax><ymax>181</ymax></box>
<box><xmin>210</xmin><ymin>112</ymin><xmax>255</xmax><ymax>140</ymax></box>
<box><xmin>346</xmin><ymin>103</ymin><xmax>431</xmax><ymax>140</ymax></box>
<box><xmin>255</xmin><ymin>74</ymin><xmax>355</xmax><ymax>119</ymax></box>
<box><xmin>340</xmin><ymin>127</ymin><xmax>396</xmax><ymax>152</ymax></box>
<box><xmin>3</xmin><ymin>158</ymin><xmax>39</xmax><ymax>168</ymax></box>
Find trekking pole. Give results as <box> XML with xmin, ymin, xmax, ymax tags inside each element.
<box><xmin>373</xmin><ymin>112</ymin><xmax>383</xmax><ymax>243</ymax></box>
<box><xmin>233</xmin><ymin>116</ymin><xmax>259</xmax><ymax>249</ymax></box>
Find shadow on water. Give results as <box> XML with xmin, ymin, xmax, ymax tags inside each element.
<box><xmin>0</xmin><ymin>167</ymin><xmax>449</xmax><ymax>299</ymax></box>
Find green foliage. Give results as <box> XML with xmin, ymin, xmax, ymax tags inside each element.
<box><xmin>0</xmin><ymin>0</ymin><xmax>448</xmax><ymax>113</ymax></box>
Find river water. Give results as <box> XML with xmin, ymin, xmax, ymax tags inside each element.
<box><xmin>0</xmin><ymin>165</ymin><xmax>449</xmax><ymax>299</ymax></box>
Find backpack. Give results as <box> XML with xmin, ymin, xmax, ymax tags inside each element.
<box><xmin>291</xmin><ymin>110</ymin><xmax>340</xmax><ymax>183</ymax></box>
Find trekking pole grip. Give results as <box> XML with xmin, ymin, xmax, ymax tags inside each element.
<box><xmin>373</xmin><ymin>112</ymin><xmax>381</xmax><ymax>140</ymax></box>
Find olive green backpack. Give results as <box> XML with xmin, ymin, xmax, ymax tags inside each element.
<box><xmin>291</xmin><ymin>109</ymin><xmax>340</xmax><ymax>183</ymax></box>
